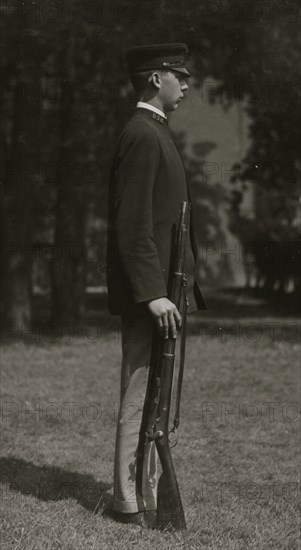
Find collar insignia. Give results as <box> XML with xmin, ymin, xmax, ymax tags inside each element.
<box><xmin>152</xmin><ymin>112</ymin><xmax>165</xmax><ymax>124</ymax></box>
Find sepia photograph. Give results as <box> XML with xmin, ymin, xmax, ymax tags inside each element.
<box><xmin>1</xmin><ymin>1</ymin><xmax>300</xmax><ymax>548</ymax></box>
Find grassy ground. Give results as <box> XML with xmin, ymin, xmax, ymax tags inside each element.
<box><xmin>1</xmin><ymin>290</ymin><xmax>300</xmax><ymax>549</ymax></box>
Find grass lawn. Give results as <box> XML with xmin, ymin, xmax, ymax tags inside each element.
<box><xmin>1</xmin><ymin>294</ymin><xmax>300</xmax><ymax>549</ymax></box>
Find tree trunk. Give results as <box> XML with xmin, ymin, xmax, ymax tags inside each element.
<box><xmin>51</xmin><ymin>31</ymin><xmax>87</xmax><ymax>324</ymax></box>
<box><xmin>1</xmin><ymin>71</ymin><xmax>40</xmax><ymax>334</ymax></box>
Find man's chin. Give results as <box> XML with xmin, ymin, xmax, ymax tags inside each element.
<box><xmin>167</xmin><ymin>104</ymin><xmax>179</xmax><ymax>112</ymax></box>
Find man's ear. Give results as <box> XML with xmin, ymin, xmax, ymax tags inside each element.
<box><xmin>149</xmin><ymin>71</ymin><xmax>161</xmax><ymax>90</ymax></box>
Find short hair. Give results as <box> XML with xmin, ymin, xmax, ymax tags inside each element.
<box><xmin>128</xmin><ymin>70</ymin><xmax>154</xmax><ymax>94</ymax></box>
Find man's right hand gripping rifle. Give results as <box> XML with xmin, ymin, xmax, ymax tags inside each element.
<box><xmin>147</xmin><ymin>297</ymin><xmax>182</xmax><ymax>340</ymax></box>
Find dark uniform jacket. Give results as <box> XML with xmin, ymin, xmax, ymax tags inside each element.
<box><xmin>106</xmin><ymin>107</ymin><xmax>206</xmax><ymax>315</ymax></box>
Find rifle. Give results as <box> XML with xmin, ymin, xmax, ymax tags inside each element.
<box><xmin>136</xmin><ymin>201</ymin><xmax>190</xmax><ymax>530</ymax></box>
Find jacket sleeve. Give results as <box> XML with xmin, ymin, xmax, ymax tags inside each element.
<box><xmin>114</xmin><ymin>127</ymin><xmax>167</xmax><ymax>303</ymax></box>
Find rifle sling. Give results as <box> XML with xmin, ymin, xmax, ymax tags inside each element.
<box><xmin>172</xmin><ymin>275</ymin><xmax>188</xmax><ymax>432</ymax></box>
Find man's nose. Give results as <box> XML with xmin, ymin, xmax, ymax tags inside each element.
<box><xmin>181</xmin><ymin>81</ymin><xmax>189</xmax><ymax>91</ymax></box>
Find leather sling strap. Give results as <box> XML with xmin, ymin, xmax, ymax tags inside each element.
<box><xmin>171</xmin><ymin>273</ymin><xmax>188</xmax><ymax>433</ymax></box>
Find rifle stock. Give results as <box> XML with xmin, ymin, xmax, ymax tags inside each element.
<box><xmin>155</xmin><ymin>341</ymin><xmax>186</xmax><ymax>530</ymax></box>
<box><xmin>137</xmin><ymin>201</ymin><xmax>190</xmax><ymax>531</ymax></box>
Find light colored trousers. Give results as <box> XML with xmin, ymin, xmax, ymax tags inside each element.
<box><xmin>113</xmin><ymin>312</ymin><xmax>158</xmax><ymax>513</ymax></box>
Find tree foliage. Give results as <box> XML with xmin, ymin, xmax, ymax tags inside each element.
<box><xmin>1</xmin><ymin>0</ymin><xmax>300</xmax><ymax>330</ymax></box>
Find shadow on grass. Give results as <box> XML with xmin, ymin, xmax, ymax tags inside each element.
<box><xmin>201</xmin><ymin>287</ymin><xmax>301</xmax><ymax>319</ymax></box>
<box><xmin>187</xmin><ymin>288</ymin><xmax>301</xmax><ymax>341</ymax></box>
<box><xmin>0</xmin><ymin>456</ymin><xmax>112</xmax><ymax>513</ymax></box>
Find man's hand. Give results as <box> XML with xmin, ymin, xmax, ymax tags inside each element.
<box><xmin>147</xmin><ymin>297</ymin><xmax>182</xmax><ymax>339</ymax></box>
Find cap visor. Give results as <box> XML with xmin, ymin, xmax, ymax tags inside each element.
<box><xmin>170</xmin><ymin>67</ymin><xmax>191</xmax><ymax>78</ymax></box>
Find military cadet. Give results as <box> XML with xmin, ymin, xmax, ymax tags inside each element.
<box><xmin>106</xmin><ymin>43</ymin><xmax>206</xmax><ymax>527</ymax></box>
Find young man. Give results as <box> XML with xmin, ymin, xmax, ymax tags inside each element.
<box><xmin>106</xmin><ymin>43</ymin><xmax>206</xmax><ymax>526</ymax></box>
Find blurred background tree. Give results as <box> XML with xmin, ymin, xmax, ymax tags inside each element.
<box><xmin>1</xmin><ymin>0</ymin><xmax>300</xmax><ymax>331</ymax></box>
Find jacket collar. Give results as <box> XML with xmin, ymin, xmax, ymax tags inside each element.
<box><xmin>136</xmin><ymin>101</ymin><xmax>168</xmax><ymax>124</ymax></box>
<box><xmin>136</xmin><ymin>101</ymin><xmax>167</xmax><ymax>119</ymax></box>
